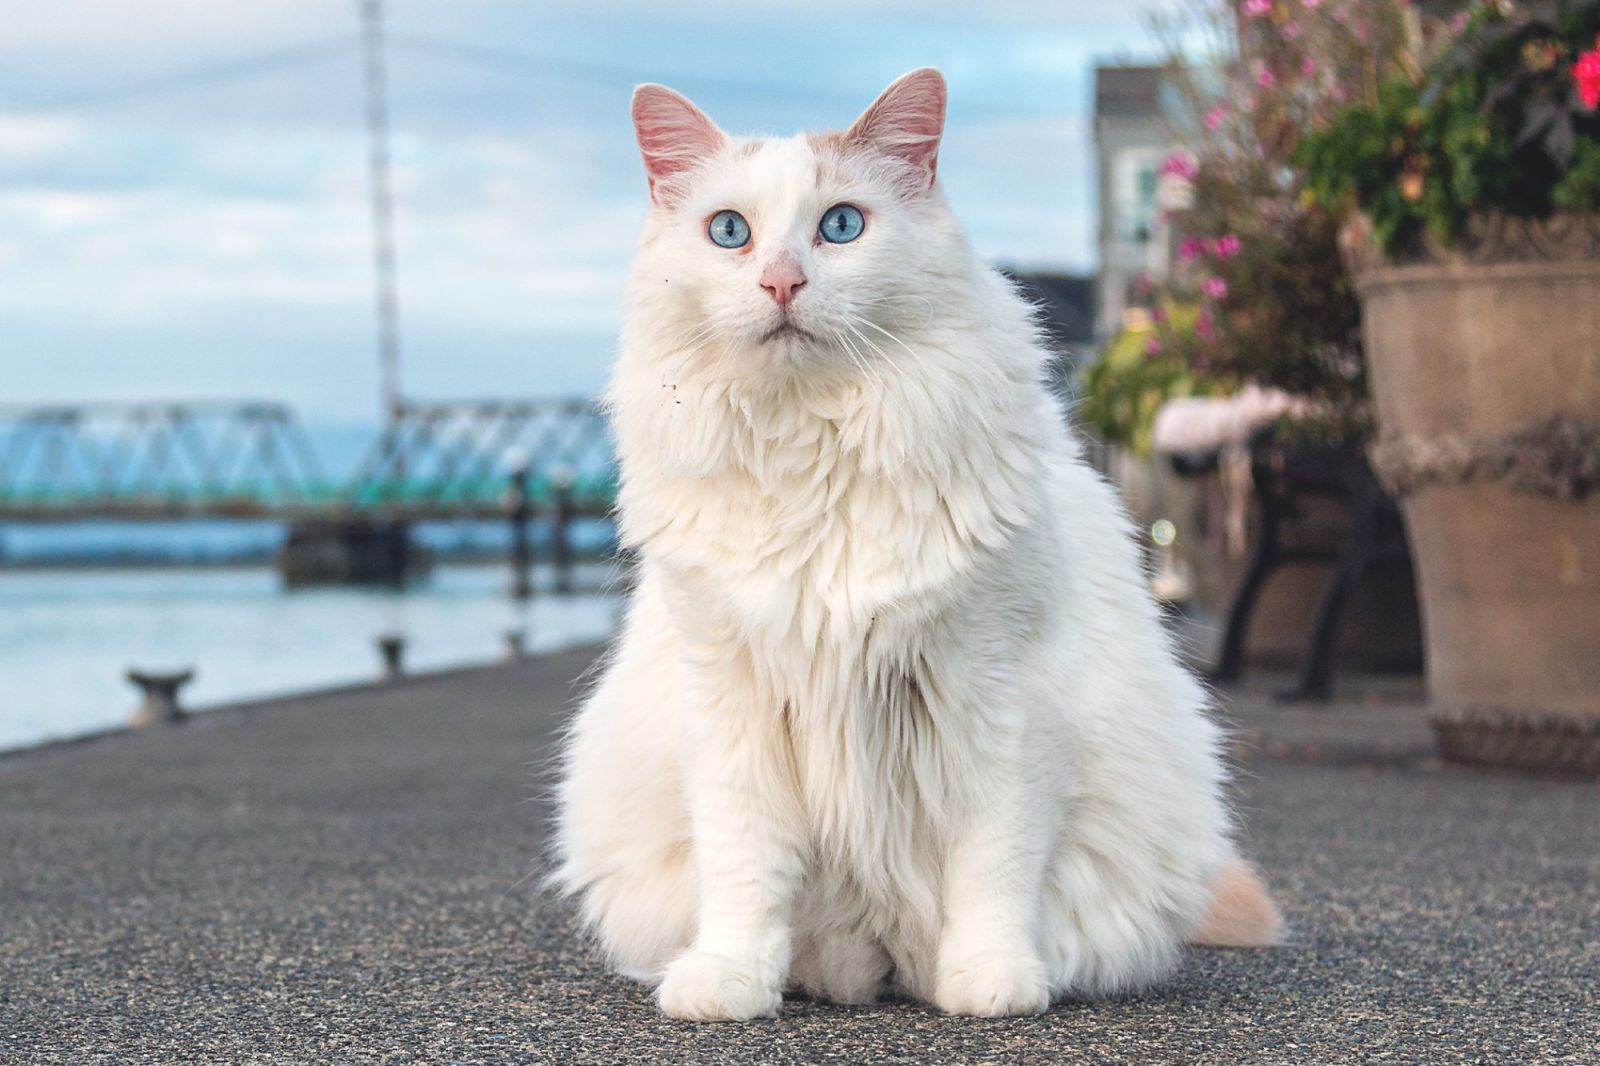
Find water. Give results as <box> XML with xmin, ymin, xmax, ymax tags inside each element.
<box><xmin>0</xmin><ymin>563</ymin><xmax>623</xmax><ymax>752</ymax></box>
<box><xmin>0</xmin><ymin>517</ymin><xmax>618</xmax><ymax>566</ymax></box>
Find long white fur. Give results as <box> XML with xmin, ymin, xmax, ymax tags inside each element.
<box><xmin>553</xmin><ymin>69</ymin><xmax>1239</xmax><ymax>1020</ymax></box>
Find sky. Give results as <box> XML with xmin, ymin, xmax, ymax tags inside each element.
<box><xmin>0</xmin><ymin>0</ymin><xmax>1174</xmax><ymax>426</ymax></box>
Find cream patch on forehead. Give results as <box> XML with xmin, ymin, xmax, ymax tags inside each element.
<box><xmin>805</xmin><ymin>130</ymin><xmax>847</xmax><ymax>154</ymax></box>
<box><xmin>806</xmin><ymin>133</ymin><xmax>856</xmax><ymax>187</ymax></box>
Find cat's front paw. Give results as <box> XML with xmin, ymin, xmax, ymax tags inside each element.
<box><xmin>933</xmin><ymin>950</ymin><xmax>1050</xmax><ymax>1017</ymax></box>
<box><xmin>657</xmin><ymin>949</ymin><xmax>781</xmax><ymax>1021</ymax></box>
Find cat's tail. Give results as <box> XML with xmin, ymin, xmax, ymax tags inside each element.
<box><xmin>1190</xmin><ymin>857</ymin><xmax>1283</xmax><ymax>947</ymax></box>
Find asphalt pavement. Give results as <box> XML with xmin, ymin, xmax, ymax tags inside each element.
<box><xmin>3</xmin><ymin>648</ymin><xmax>1596</xmax><ymax>1064</ymax></box>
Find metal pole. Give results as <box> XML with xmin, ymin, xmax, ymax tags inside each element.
<box><xmin>552</xmin><ymin>472</ymin><xmax>575</xmax><ymax>596</ymax></box>
<box><xmin>126</xmin><ymin>668</ymin><xmax>194</xmax><ymax>728</ymax></box>
<box><xmin>510</xmin><ymin>463</ymin><xmax>532</xmax><ymax>600</ymax></box>
<box><xmin>360</xmin><ymin>0</ymin><xmax>402</xmax><ymax>425</ymax></box>
<box><xmin>377</xmin><ymin>634</ymin><xmax>406</xmax><ymax>681</ymax></box>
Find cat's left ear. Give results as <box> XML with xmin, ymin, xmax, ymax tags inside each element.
<box><xmin>632</xmin><ymin>84</ymin><xmax>725</xmax><ymax>205</ymax></box>
<box><xmin>845</xmin><ymin>68</ymin><xmax>947</xmax><ymax>191</ymax></box>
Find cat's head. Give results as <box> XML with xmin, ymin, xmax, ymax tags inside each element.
<box><xmin>624</xmin><ymin>69</ymin><xmax>971</xmax><ymax>382</ymax></box>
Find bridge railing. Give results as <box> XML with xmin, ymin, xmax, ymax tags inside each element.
<box><xmin>346</xmin><ymin>400</ymin><xmax>617</xmax><ymax>517</ymax></box>
<box><xmin>0</xmin><ymin>399</ymin><xmax>618</xmax><ymax>520</ymax></box>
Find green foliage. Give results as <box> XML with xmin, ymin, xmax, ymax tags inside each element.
<box><xmin>1135</xmin><ymin>0</ymin><xmax>1403</xmax><ymax>427</ymax></box>
<box><xmin>1302</xmin><ymin>0</ymin><xmax>1600</xmax><ymax>254</ymax></box>
<box><xmin>1181</xmin><ymin>195</ymin><xmax>1367</xmax><ymax>412</ymax></box>
<box><xmin>1079</xmin><ymin>307</ymin><xmax>1227</xmax><ymax>455</ymax></box>
<box><xmin>1555</xmin><ymin>138</ymin><xmax>1600</xmax><ymax>209</ymax></box>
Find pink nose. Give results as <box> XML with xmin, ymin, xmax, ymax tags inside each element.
<box><xmin>759</xmin><ymin>257</ymin><xmax>807</xmax><ymax>306</ymax></box>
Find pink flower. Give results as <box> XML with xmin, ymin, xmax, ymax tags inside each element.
<box><xmin>1202</xmin><ymin>276</ymin><xmax>1229</xmax><ymax>300</ymax></box>
<box><xmin>1179</xmin><ymin>236</ymin><xmax>1207</xmax><ymax>260</ymax></box>
<box><xmin>1145</xmin><ymin>336</ymin><xmax>1164</xmax><ymax>357</ymax></box>
<box><xmin>1576</xmin><ymin>36</ymin><xmax>1600</xmax><ymax>110</ymax></box>
<box><xmin>1304</xmin><ymin>0</ymin><xmax>1321</xmax><ymax>8</ymax></box>
<box><xmin>1284</xmin><ymin>20</ymin><xmax>1301</xmax><ymax>39</ymax></box>
<box><xmin>1204</xmin><ymin>104</ymin><xmax>1228</xmax><ymax>130</ymax></box>
<box><xmin>1195</xmin><ymin>310</ymin><xmax>1216</xmax><ymax>340</ymax></box>
<box><xmin>1256</xmin><ymin>65</ymin><xmax>1277</xmax><ymax>89</ymax></box>
<box><xmin>1244</xmin><ymin>0</ymin><xmax>1271</xmax><ymax>16</ymax></box>
<box><xmin>1301</xmin><ymin>56</ymin><xmax>1317</xmax><ymax>77</ymax></box>
<box><xmin>1214</xmin><ymin>234</ymin><xmax>1241</xmax><ymax>258</ymax></box>
<box><xmin>1242</xmin><ymin>94</ymin><xmax>1258</xmax><ymax>114</ymax></box>
<box><xmin>1161</xmin><ymin>151</ymin><xmax>1199</xmax><ymax>179</ymax></box>
<box><xmin>1152</xmin><ymin>305</ymin><xmax>1168</xmax><ymax>324</ymax></box>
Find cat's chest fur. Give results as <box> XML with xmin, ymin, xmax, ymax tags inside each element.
<box><xmin>614</xmin><ymin>371</ymin><xmax>1053</xmax><ymax>949</ymax></box>
<box><xmin>629</xmin><ymin>387</ymin><xmax>1041</xmax><ymax>852</ymax></box>
<box><xmin>618</xmin><ymin>380</ymin><xmax>1035</xmax><ymax>648</ymax></box>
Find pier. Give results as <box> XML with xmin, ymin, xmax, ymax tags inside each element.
<box><xmin>2</xmin><ymin>652</ymin><xmax>1593</xmax><ymax>1062</ymax></box>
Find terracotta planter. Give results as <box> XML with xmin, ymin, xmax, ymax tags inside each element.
<box><xmin>1354</xmin><ymin>217</ymin><xmax>1600</xmax><ymax>774</ymax></box>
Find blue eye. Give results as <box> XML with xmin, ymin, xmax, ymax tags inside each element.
<box><xmin>708</xmin><ymin>210</ymin><xmax>750</xmax><ymax>249</ymax></box>
<box><xmin>819</xmin><ymin>203</ymin><xmax>864</xmax><ymax>244</ymax></box>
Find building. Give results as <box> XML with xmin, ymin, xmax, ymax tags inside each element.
<box><xmin>1092</xmin><ymin>64</ymin><xmax>1185</xmax><ymax>346</ymax></box>
<box><xmin>1002</xmin><ymin>269</ymin><xmax>1095</xmax><ymax>403</ymax></box>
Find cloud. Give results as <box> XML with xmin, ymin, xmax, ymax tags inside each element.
<box><xmin>0</xmin><ymin>1</ymin><xmax>334</xmax><ymax>63</ymax></box>
<box><xmin>943</xmin><ymin>113</ymin><xmax>1099</xmax><ymax>270</ymax></box>
<box><xmin>0</xmin><ymin>121</ymin><xmax>639</xmax><ymax>332</ymax></box>
<box><xmin>0</xmin><ymin>116</ymin><xmax>83</xmax><ymax>162</ymax></box>
<box><xmin>0</xmin><ymin>1</ymin><xmax>1171</xmax><ymax>415</ymax></box>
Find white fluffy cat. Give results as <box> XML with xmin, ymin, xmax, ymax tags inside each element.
<box><xmin>553</xmin><ymin>68</ymin><xmax>1279</xmax><ymax>1021</ymax></box>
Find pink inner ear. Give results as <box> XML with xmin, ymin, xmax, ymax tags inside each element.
<box><xmin>632</xmin><ymin>85</ymin><xmax>724</xmax><ymax>202</ymax></box>
<box><xmin>847</xmin><ymin>68</ymin><xmax>947</xmax><ymax>183</ymax></box>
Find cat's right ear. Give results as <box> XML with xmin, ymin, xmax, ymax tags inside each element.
<box><xmin>632</xmin><ymin>85</ymin><xmax>725</xmax><ymax>205</ymax></box>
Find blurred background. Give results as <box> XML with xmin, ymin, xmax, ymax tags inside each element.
<box><xmin>0</xmin><ymin>0</ymin><xmax>1174</xmax><ymax>748</ymax></box>
<box><xmin>4</xmin><ymin>0</ymin><xmax>1598</xmax><ymax>775</ymax></box>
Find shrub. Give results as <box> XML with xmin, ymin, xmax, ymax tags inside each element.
<box><xmin>1301</xmin><ymin>0</ymin><xmax>1600</xmax><ymax>254</ymax></box>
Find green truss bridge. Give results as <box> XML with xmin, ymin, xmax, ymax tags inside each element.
<box><xmin>0</xmin><ymin>400</ymin><xmax>617</xmax><ymax>523</ymax></box>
